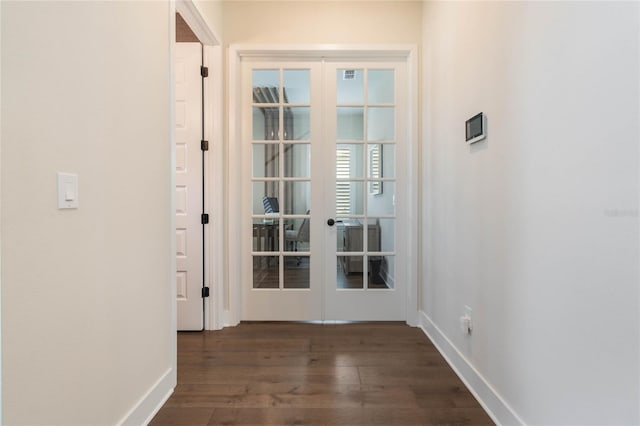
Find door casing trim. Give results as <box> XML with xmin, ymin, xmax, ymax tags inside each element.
<box><xmin>174</xmin><ymin>0</ymin><xmax>225</xmax><ymax>331</ymax></box>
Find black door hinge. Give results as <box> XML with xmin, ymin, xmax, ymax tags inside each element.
<box><xmin>201</xmin><ymin>286</ymin><xmax>210</xmax><ymax>298</ymax></box>
<box><xmin>201</xmin><ymin>213</ymin><xmax>209</xmax><ymax>224</ymax></box>
<box><xmin>201</xmin><ymin>66</ymin><xmax>209</xmax><ymax>78</ymax></box>
<box><xmin>201</xmin><ymin>140</ymin><xmax>209</xmax><ymax>151</ymax></box>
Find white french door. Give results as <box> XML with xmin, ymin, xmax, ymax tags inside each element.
<box><xmin>323</xmin><ymin>62</ymin><xmax>406</xmax><ymax>320</ymax></box>
<box><xmin>241</xmin><ymin>61</ymin><xmax>323</xmax><ymax>320</ymax></box>
<box><xmin>241</xmin><ymin>58</ymin><xmax>407</xmax><ymax>321</ymax></box>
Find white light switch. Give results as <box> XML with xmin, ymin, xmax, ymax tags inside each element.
<box><xmin>57</xmin><ymin>172</ymin><xmax>79</xmax><ymax>209</ymax></box>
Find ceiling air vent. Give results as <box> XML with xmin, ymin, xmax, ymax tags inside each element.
<box><xmin>343</xmin><ymin>70</ymin><xmax>356</xmax><ymax>80</ymax></box>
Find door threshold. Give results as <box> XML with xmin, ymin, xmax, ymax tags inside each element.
<box><xmin>239</xmin><ymin>320</ymin><xmax>406</xmax><ymax>325</ymax></box>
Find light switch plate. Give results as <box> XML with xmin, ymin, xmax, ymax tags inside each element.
<box><xmin>57</xmin><ymin>172</ymin><xmax>78</xmax><ymax>209</ymax></box>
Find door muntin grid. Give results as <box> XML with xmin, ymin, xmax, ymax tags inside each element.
<box><xmin>335</xmin><ymin>68</ymin><xmax>396</xmax><ymax>291</ymax></box>
<box><xmin>252</xmin><ymin>68</ymin><xmax>312</xmax><ymax>290</ymax></box>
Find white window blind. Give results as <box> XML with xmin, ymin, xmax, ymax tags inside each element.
<box><xmin>336</xmin><ymin>148</ymin><xmax>351</xmax><ymax>215</ymax></box>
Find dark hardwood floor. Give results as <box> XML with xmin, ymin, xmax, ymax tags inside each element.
<box><xmin>150</xmin><ymin>322</ymin><xmax>494</xmax><ymax>425</ymax></box>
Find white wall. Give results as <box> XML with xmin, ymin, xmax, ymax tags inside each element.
<box><xmin>422</xmin><ymin>1</ymin><xmax>639</xmax><ymax>424</ymax></box>
<box><xmin>1</xmin><ymin>2</ymin><xmax>173</xmax><ymax>424</ymax></box>
<box><xmin>194</xmin><ymin>0</ymin><xmax>224</xmax><ymax>41</ymax></box>
<box><xmin>223</xmin><ymin>0</ymin><xmax>422</xmax><ymax>45</ymax></box>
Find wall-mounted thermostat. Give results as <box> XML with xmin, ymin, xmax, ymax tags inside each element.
<box><xmin>465</xmin><ymin>112</ymin><xmax>487</xmax><ymax>144</ymax></box>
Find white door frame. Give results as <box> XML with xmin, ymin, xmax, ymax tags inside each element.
<box><xmin>227</xmin><ymin>45</ymin><xmax>419</xmax><ymax>326</ymax></box>
<box><xmin>171</xmin><ymin>0</ymin><xmax>225</xmax><ymax>334</ymax></box>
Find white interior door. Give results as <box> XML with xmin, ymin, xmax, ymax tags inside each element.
<box><xmin>175</xmin><ymin>42</ymin><xmax>204</xmax><ymax>330</ymax></box>
<box><xmin>241</xmin><ymin>58</ymin><xmax>407</xmax><ymax>321</ymax></box>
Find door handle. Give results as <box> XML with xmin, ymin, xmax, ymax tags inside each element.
<box><xmin>327</xmin><ymin>218</ymin><xmax>336</xmax><ymax>227</ymax></box>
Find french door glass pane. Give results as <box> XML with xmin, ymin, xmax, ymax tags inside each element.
<box><xmin>283</xmin><ymin>70</ymin><xmax>310</xmax><ymax>104</ymax></box>
<box><xmin>253</xmin><ymin>218</ymin><xmax>279</xmax><ymax>252</ymax></box>
<box><xmin>337</xmin><ymin>256</ymin><xmax>364</xmax><ymax>289</ymax></box>
<box><xmin>283</xmin><ymin>181</ymin><xmax>310</xmax><ymax>215</ymax></box>
<box><xmin>284</xmin><ymin>256</ymin><xmax>310</xmax><ymax>289</ymax></box>
<box><xmin>368</xmin><ymin>256</ymin><xmax>393</xmax><ymax>289</ymax></box>
<box><xmin>337</xmin><ymin>69</ymin><xmax>364</xmax><ymax>104</ymax></box>
<box><xmin>253</xmin><ymin>181</ymin><xmax>279</xmax><ymax>215</ymax></box>
<box><xmin>337</xmin><ymin>221</ymin><xmax>363</xmax><ymax>253</ymax></box>
<box><xmin>367</xmin><ymin>181</ymin><xmax>395</xmax><ymax>216</ymax></box>
<box><xmin>376</xmin><ymin>218</ymin><xmax>395</xmax><ymax>252</ymax></box>
<box><xmin>284</xmin><ymin>217</ymin><xmax>310</xmax><ymax>253</ymax></box>
<box><xmin>253</xmin><ymin>107</ymin><xmax>279</xmax><ymax>140</ymax></box>
<box><xmin>336</xmin><ymin>144</ymin><xmax>364</xmax><ymax>178</ymax></box>
<box><xmin>337</xmin><ymin>107</ymin><xmax>364</xmax><ymax>140</ymax></box>
<box><xmin>368</xmin><ymin>255</ymin><xmax>394</xmax><ymax>289</ymax></box>
<box><xmin>336</xmin><ymin>222</ymin><xmax>345</xmax><ymax>251</ymax></box>
<box><xmin>368</xmin><ymin>144</ymin><xmax>382</xmax><ymax>184</ymax></box>
<box><xmin>367</xmin><ymin>70</ymin><xmax>394</xmax><ymax>103</ymax></box>
<box><xmin>336</xmin><ymin>181</ymin><xmax>364</xmax><ymax>216</ymax></box>
<box><xmin>253</xmin><ymin>256</ymin><xmax>279</xmax><ymax>289</ymax></box>
<box><xmin>284</xmin><ymin>144</ymin><xmax>310</xmax><ymax>178</ymax></box>
<box><xmin>335</xmin><ymin>182</ymin><xmax>351</xmax><ymax>217</ymax></box>
<box><xmin>381</xmin><ymin>144</ymin><xmax>396</xmax><ymax>178</ymax></box>
<box><xmin>284</xmin><ymin>107</ymin><xmax>310</xmax><ymax>140</ymax></box>
<box><xmin>367</xmin><ymin>107</ymin><xmax>394</xmax><ymax>141</ymax></box>
<box><xmin>252</xmin><ymin>70</ymin><xmax>279</xmax><ymax>103</ymax></box>
<box><xmin>252</xmin><ymin>144</ymin><xmax>279</xmax><ymax>178</ymax></box>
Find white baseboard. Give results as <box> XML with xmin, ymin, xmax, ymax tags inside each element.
<box><xmin>224</xmin><ymin>309</ymin><xmax>241</xmax><ymax>327</ymax></box>
<box><xmin>418</xmin><ymin>311</ymin><xmax>524</xmax><ymax>426</ymax></box>
<box><xmin>118</xmin><ymin>367</ymin><xmax>174</xmax><ymax>426</ymax></box>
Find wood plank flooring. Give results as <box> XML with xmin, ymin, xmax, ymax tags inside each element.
<box><xmin>150</xmin><ymin>322</ymin><xmax>494</xmax><ymax>426</ymax></box>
